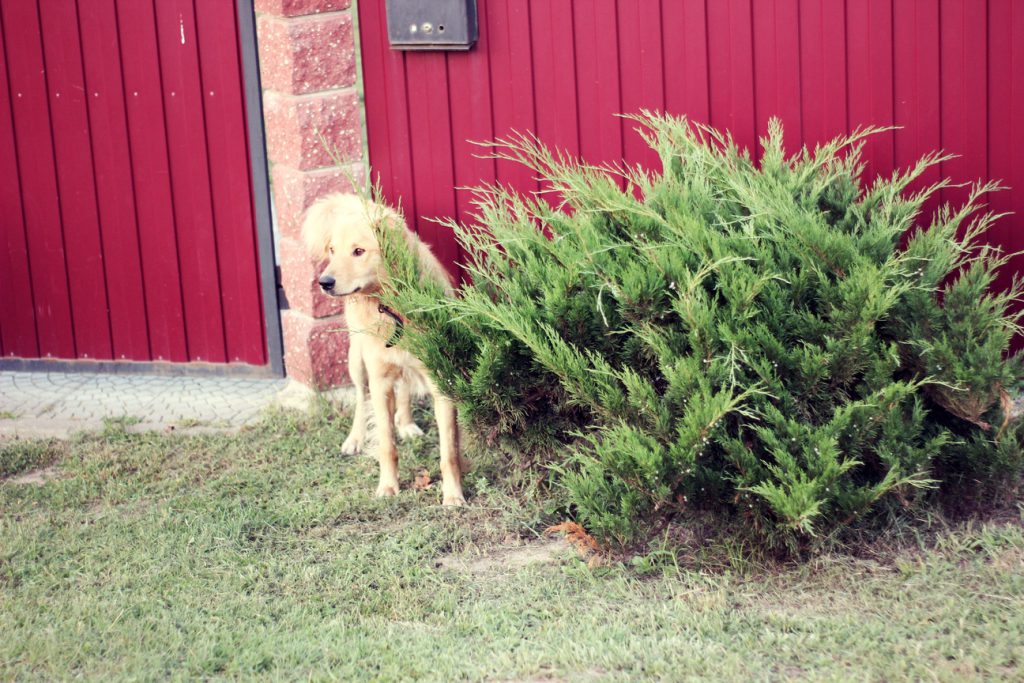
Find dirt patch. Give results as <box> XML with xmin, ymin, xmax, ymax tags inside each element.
<box><xmin>7</xmin><ymin>466</ymin><xmax>61</xmax><ymax>486</ymax></box>
<box><xmin>496</xmin><ymin>667</ymin><xmax>607</xmax><ymax>683</ymax></box>
<box><xmin>0</xmin><ymin>418</ymin><xmax>103</xmax><ymax>441</ymax></box>
<box><xmin>436</xmin><ymin>538</ymin><xmax>572</xmax><ymax>575</ymax></box>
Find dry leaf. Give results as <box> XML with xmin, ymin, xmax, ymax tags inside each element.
<box><xmin>413</xmin><ymin>470</ymin><xmax>432</xmax><ymax>490</ymax></box>
<box><xmin>545</xmin><ymin>521</ymin><xmax>601</xmax><ymax>558</ymax></box>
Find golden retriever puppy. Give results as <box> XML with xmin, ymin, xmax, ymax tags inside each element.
<box><xmin>301</xmin><ymin>193</ymin><xmax>465</xmax><ymax>506</ymax></box>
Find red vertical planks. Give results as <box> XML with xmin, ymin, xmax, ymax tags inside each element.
<box><xmin>847</xmin><ymin>0</ymin><xmax>896</xmax><ymax>180</ymax></box>
<box><xmin>153</xmin><ymin>0</ymin><xmax>226</xmax><ymax>363</ymax></box>
<box><xmin>573</xmin><ymin>0</ymin><xmax>623</xmax><ymax>168</ymax></box>
<box><xmin>706</xmin><ymin>0</ymin><xmax>757</xmax><ymax>152</ymax></box>
<box><xmin>486</xmin><ymin>0</ymin><xmax>537</xmax><ymax>192</ymax></box>
<box><xmin>988</xmin><ymin>0</ymin><xmax>1024</xmax><ymax>293</ymax></box>
<box><xmin>1</xmin><ymin>0</ymin><xmax>267</xmax><ymax>368</ymax></box>
<box><xmin>752</xmin><ymin>0</ymin><xmax>803</xmax><ymax>147</ymax></box>
<box><xmin>1</xmin><ymin>1</ymin><xmax>75</xmax><ymax>359</ymax></box>
<box><xmin>446</xmin><ymin>5</ymin><xmax>495</xmax><ymax>220</ymax></box>
<box><xmin>358</xmin><ymin>0</ymin><xmax>391</xmax><ymax>197</ymax></box>
<box><xmin>445</xmin><ymin>10</ymin><xmax>495</xmax><ymax>280</ymax></box>
<box><xmin>194</xmin><ymin>0</ymin><xmax>266</xmax><ymax>365</ymax></box>
<box><xmin>38</xmin><ymin>0</ymin><xmax>112</xmax><ymax>360</ymax></box>
<box><xmin>799</xmin><ymin>0</ymin><xmax>848</xmax><ymax>147</ymax></box>
<box><xmin>361</xmin><ymin>0</ymin><xmax>418</xmax><ymax>224</ymax></box>
<box><xmin>0</xmin><ymin>21</ymin><xmax>38</xmax><ymax>358</ymax></box>
<box><xmin>893</xmin><ymin>0</ymin><xmax>941</xmax><ymax>217</ymax></box>
<box><xmin>940</xmin><ymin>0</ymin><xmax>988</xmax><ymax>209</ymax></box>
<box><xmin>529</xmin><ymin>0</ymin><xmax>580</xmax><ymax>211</ymax></box>
<box><xmin>530</xmin><ymin>0</ymin><xmax>579</xmax><ymax>158</ymax></box>
<box><xmin>662</xmin><ymin>0</ymin><xmax>711</xmax><ymax>126</ymax></box>
<box><xmin>117</xmin><ymin>0</ymin><xmax>188</xmax><ymax>362</ymax></box>
<box><xmin>617</xmin><ymin>0</ymin><xmax>665</xmax><ymax>168</ymax></box>
<box><xmin>405</xmin><ymin>51</ymin><xmax>459</xmax><ymax>270</ymax></box>
<box><xmin>79</xmin><ymin>0</ymin><xmax>150</xmax><ymax>361</ymax></box>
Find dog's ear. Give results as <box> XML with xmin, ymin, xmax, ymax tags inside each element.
<box><xmin>392</xmin><ymin>211</ymin><xmax>415</xmax><ymax>243</ymax></box>
<box><xmin>300</xmin><ymin>199</ymin><xmax>335</xmax><ymax>258</ymax></box>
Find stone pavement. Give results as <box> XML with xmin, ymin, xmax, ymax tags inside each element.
<box><xmin>0</xmin><ymin>371</ymin><xmax>293</xmax><ymax>439</ymax></box>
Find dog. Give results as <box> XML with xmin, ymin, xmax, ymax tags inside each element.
<box><xmin>301</xmin><ymin>193</ymin><xmax>465</xmax><ymax>506</ymax></box>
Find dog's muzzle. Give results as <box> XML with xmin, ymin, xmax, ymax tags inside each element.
<box><xmin>318</xmin><ymin>274</ymin><xmax>336</xmax><ymax>293</ymax></box>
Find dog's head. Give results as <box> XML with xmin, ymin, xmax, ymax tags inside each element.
<box><xmin>300</xmin><ymin>194</ymin><xmax>400</xmax><ymax>297</ymax></box>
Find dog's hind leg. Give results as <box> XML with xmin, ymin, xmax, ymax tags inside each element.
<box><xmin>370</xmin><ymin>371</ymin><xmax>400</xmax><ymax>497</ymax></box>
<box><xmin>431</xmin><ymin>387</ymin><xmax>465</xmax><ymax>506</ymax></box>
<box><xmin>394</xmin><ymin>380</ymin><xmax>424</xmax><ymax>440</ymax></box>
<box><xmin>341</xmin><ymin>337</ymin><xmax>367</xmax><ymax>456</ymax></box>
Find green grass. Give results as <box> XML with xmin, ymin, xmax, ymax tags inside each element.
<box><xmin>2</xmin><ymin>402</ymin><xmax>1023</xmax><ymax>681</ymax></box>
<box><xmin>0</xmin><ymin>439</ymin><xmax>60</xmax><ymax>479</ymax></box>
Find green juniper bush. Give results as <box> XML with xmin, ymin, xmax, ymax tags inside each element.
<box><xmin>375</xmin><ymin>113</ymin><xmax>1024</xmax><ymax>552</ymax></box>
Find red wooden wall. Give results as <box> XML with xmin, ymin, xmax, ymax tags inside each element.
<box><xmin>0</xmin><ymin>0</ymin><xmax>267</xmax><ymax>366</ymax></box>
<box><xmin>359</xmin><ymin>0</ymin><xmax>1024</xmax><ymax>286</ymax></box>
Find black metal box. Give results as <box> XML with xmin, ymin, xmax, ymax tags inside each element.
<box><xmin>385</xmin><ymin>0</ymin><xmax>478</xmax><ymax>51</ymax></box>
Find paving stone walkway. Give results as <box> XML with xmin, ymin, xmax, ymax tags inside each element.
<box><xmin>0</xmin><ymin>371</ymin><xmax>291</xmax><ymax>439</ymax></box>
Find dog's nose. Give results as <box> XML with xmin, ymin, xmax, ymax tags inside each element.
<box><xmin>318</xmin><ymin>274</ymin><xmax>336</xmax><ymax>291</ymax></box>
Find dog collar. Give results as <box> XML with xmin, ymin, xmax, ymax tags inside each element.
<box><xmin>377</xmin><ymin>303</ymin><xmax>405</xmax><ymax>348</ymax></box>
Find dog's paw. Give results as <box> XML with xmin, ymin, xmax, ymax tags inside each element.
<box><xmin>395</xmin><ymin>422</ymin><xmax>425</xmax><ymax>441</ymax></box>
<box><xmin>340</xmin><ymin>433</ymin><xmax>364</xmax><ymax>456</ymax></box>
<box><xmin>375</xmin><ymin>481</ymin><xmax>399</xmax><ymax>498</ymax></box>
<box><xmin>442</xmin><ymin>491</ymin><xmax>466</xmax><ymax>507</ymax></box>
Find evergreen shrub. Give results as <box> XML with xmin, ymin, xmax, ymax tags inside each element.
<box><xmin>378</xmin><ymin>114</ymin><xmax>1024</xmax><ymax>550</ymax></box>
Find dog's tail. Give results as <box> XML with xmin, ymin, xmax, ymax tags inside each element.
<box><xmin>400</xmin><ymin>366</ymin><xmax>432</xmax><ymax>399</ymax></box>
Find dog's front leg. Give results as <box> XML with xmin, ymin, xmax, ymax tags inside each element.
<box><xmin>369</xmin><ymin>372</ymin><xmax>400</xmax><ymax>497</ymax></box>
<box><xmin>432</xmin><ymin>390</ymin><xmax>465</xmax><ymax>506</ymax></box>
<box><xmin>341</xmin><ymin>337</ymin><xmax>367</xmax><ymax>455</ymax></box>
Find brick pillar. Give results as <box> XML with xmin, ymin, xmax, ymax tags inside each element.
<box><xmin>256</xmin><ymin>0</ymin><xmax>365</xmax><ymax>389</ymax></box>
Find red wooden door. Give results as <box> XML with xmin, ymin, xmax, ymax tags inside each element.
<box><xmin>0</xmin><ymin>0</ymin><xmax>271</xmax><ymax>368</ymax></box>
<box><xmin>358</xmin><ymin>0</ymin><xmax>1024</xmax><ymax>289</ymax></box>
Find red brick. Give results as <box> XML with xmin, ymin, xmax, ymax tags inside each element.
<box><xmin>281</xmin><ymin>310</ymin><xmax>351</xmax><ymax>389</ymax></box>
<box><xmin>257</xmin><ymin>13</ymin><xmax>356</xmax><ymax>95</ymax></box>
<box><xmin>263</xmin><ymin>89</ymin><xmax>362</xmax><ymax>170</ymax></box>
<box><xmin>272</xmin><ymin>163</ymin><xmax>364</xmax><ymax>240</ymax></box>
<box><xmin>255</xmin><ymin>0</ymin><xmax>351</xmax><ymax>18</ymax></box>
<box><xmin>278</xmin><ymin>236</ymin><xmax>345</xmax><ymax>318</ymax></box>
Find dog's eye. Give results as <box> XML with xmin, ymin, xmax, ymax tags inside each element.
<box><xmin>328</xmin><ymin>246</ymin><xmax>335</xmax><ymax>255</ymax></box>
<box><xmin>353</xmin><ymin>248</ymin><xmax>365</xmax><ymax>257</ymax></box>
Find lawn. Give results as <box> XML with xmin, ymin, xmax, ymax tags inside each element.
<box><xmin>2</xmin><ymin>403</ymin><xmax>1023</xmax><ymax>681</ymax></box>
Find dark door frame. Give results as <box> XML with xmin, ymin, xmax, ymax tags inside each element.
<box><xmin>237</xmin><ymin>0</ymin><xmax>284</xmax><ymax>378</ymax></box>
<box><xmin>0</xmin><ymin>1</ymin><xmax>283</xmax><ymax>378</ymax></box>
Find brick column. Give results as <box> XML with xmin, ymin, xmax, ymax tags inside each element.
<box><xmin>256</xmin><ymin>0</ymin><xmax>364</xmax><ymax>389</ymax></box>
